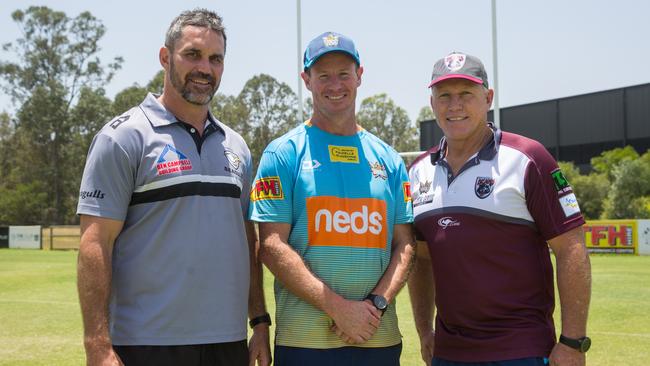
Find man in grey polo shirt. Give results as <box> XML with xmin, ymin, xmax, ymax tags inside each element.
<box><xmin>77</xmin><ymin>9</ymin><xmax>271</xmax><ymax>366</ymax></box>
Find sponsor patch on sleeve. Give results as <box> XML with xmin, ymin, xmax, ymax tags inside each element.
<box><xmin>559</xmin><ymin>193</ymin><xmax>581</xmax><ymax>217</ymax></box>
<box><xmin>328</xmin><ymin>145</ymin><xmax>359</xmax><ymax>163</ymax></box>
<box><xmin>251</xmin><ymin>177</ymin><xmax>284</xmax><ymax>201</ymax></box>
<box><xmin>551</xmin><ymin>169</ymin><xmax>571</xmax><ymax>193</ymax></box>
<box><xmin>403</xmin><ymin>182</ymin><xmax>411</xmax><ymax>202</ymax></box>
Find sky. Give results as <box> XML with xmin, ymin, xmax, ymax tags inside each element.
<box><xmin>1</xmin><ymin>0</ymin><xmax>649</xmax><ymax>123</ymax></box>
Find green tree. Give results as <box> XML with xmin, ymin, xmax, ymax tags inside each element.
<box><xmin>112</xmin><ymin>85</ymin><xmax>147</xmax><ymax>116</ymax></box>
<box><xmin>236</xmin><ymin>74</ymin><xmax>298</xmax><ymax>167</ymax></box>
<box><xmin>0</xmin><ymin>181</ymin><xmax>50</xmax><ymax>224</ymax></box>
<box><xmin>0</xmin><ymin>6</ymin><xmax>122</xmax><ymax>224</ymax></box>
<box><xmin>591</xmin><ymin>146</ymin><xmax>639</xmax><ymax>180</ymax></box>
<box><xmin>111</xmin><ymin>70</ymin><xmax>165</xmax><ymax>116</ymax></box>
<box><xmin>558</xmin><ymin>161</ymin><xmax>607</xmax><ymax>219</ymax></box>
<box><xmin>571</xmin><ymin>173</ymin><xmax>608</xmax><ymax>220</ymax></box>
<box><xmin>0</xmin><ymin>112</ymin><xmax>14</xmax><ymax>182</ymax></box>
<box><xmin>357</xmin><ymin>93</ymin><xmax>418</xmax><ymax>152</ymax></box>
<box><xmin>601</xmin><ymin>158</ymin><xmax>650</xmax><ymax>219</ymax></box>
<box><xmin>147</xmin><ymin>70</ymin><xmax>164</xmax><ymax>94</ymax></box>
<box><xmin>416</xmin><ymin>106</ymin><xmax>434</xmax><ymax>122</ymax></box>
<box><xmin>558</xmin><ymin>161</ymin><xmax>581</xmax><ymax>183</ymax></box>
<box><xmin>211</xmin><ymin>92</ymin><xmax>249</xmax><ymax>137</ymax></box>
<box><xmin>302</xmin><ymin>97</ymin><xmax>313</xmax><ymax>119</ymax></box>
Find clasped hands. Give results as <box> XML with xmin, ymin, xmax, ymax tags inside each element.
<box><xmin>329</xmin><ymin>298</ymin><xmax>382</xmax><ymax>345</ymax></box>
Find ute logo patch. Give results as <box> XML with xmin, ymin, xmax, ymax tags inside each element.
<box><xmin>251</xmin><ymin>177</ymin><xmax>284</xmax><ymax>201</ymax></box>
<box><xmin>156</xmin><ymin>144</ymin><xmax>193</xmax><ymax>176</ymax></box>
<box><xmin>475</xmin><ymin>176</ymin><xmax>495</xmax><ymax>199</ymax></box>
<box><xmin>551</xmin><ymin>169</ymin><xmax>571</xmax><ymax>193</ymax></box>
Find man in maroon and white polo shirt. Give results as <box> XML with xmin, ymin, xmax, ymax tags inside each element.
<box><xmin>407</xmin><ymin>52</ymin><xmax>591</xmax><ymax>366</ymax></box>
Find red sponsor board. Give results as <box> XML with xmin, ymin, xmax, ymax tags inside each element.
<box><xmin>584</xmin><ymin>220</ymin><xmax>637</xmax><ymax>254</ymax></box>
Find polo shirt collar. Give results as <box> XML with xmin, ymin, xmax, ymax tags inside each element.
<box><xmin>431</xmin><ymin>122</ymin><xmax>501</xmax><ymax>165</ymax></box>
<box><xmin>140</xmin><ymin>93</ymin><xmax>224</xmax><ymax>135</ymax></box>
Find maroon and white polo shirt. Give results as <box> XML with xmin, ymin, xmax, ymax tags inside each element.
<box><xmin>408</xmin><ymin>125</ymin><xmax>585</xmax><ymax>362</ymax></box>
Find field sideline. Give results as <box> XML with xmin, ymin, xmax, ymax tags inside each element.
<box><xmin>1</xmin><ymin>250</ymin><xmax>649</xmax><ymax>365</ymax></box>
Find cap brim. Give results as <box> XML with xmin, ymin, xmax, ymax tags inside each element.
<box><xmin>428</xmin><ymin>74</ymin><xmax>484</xmax><ymax>88</ymax></box>
<box><xmin>304</xmin><ymin>49</ymin><xmax>360</xmax><ymax>70</ymax></box>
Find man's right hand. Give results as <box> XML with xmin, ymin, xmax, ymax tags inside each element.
<box><xmin>329</xmin><ymin>298</ymin><xmax>381</xmax><ymax>344</ymax></box>
<box><xmin>418</xmin><ymin>330</ymin><xmax>435</xmax><ymax>366</ymax></box>
<box><xmin>85</xmin><ymin>341</ymin><xmax>123</xmax><ymax>366</ymax></box>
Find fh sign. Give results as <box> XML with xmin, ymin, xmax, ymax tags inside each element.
<box><xmin>584</xmin><ymin>220</ymin><xmax>636</xmax><ymax>254</ymax></box>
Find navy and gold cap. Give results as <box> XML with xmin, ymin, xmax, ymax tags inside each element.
<box><xmin>303</xmin><ymin>32</ymin><xmax>360</xmax><ymax>71</ymax></box>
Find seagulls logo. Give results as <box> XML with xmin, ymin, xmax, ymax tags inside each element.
<box><xmin>224</xmin><ymin>149</ymin><xmax>241</xmax><ymax>170</ymax></box>
<box><xmin>224</xmin><ymin>149</ymin><xmax>243</xmax><ymax>178</ymax></box>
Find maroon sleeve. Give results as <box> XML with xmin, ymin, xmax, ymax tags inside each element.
<box><xmin>523</xmin><ymin>141</ymin><xmax>585</xmax><ymax>241</ymax></box>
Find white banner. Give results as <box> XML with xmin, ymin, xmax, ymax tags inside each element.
<box><xmin>638</xmin><ymin>220</ymin><xmax>650</xmax><ymax>256</ymax></box>
<box><xmin>9</xmin><ymin>226</ymin><xmax>41</xmax><ymax>249</ymax></box>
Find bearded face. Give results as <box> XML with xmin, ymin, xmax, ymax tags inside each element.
<box><xmin>169</xmin><ymin>55</ymin><xmax>220</xmax><ymax>106</ymax></box>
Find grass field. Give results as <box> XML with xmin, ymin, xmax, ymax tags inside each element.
<box><xmin>1</xmin><ymin>250</ymin><xmax>649</xmax><ymax>365</ymax></box>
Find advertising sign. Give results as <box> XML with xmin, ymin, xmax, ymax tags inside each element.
<box><xmin>637</xmin><ymin>220</ymin><xmax>650</xmax><ymax>255</ymax></box>
<box><xmin>584</xmin><ymin>220</ymin><xmax>636</xmax><ymax>254</ymax></box>
<box><xmin>8</xmin><ymin>226</ymin><xmax>41</xmax><ymax>249</ymax></box>
<box><xmin>0</xmin><ymin>226</ymin><xmax>8</xmax><ymax>248</ymax></box>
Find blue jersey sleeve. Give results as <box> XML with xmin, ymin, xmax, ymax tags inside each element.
<box><xmin>248</xmin><ymin>149</ymin><xmax>295</xmax><ymax>223</ymax></box>
<box><xmin>392</xmin><ymin>156</ymin><xmax>414</xmax><ymax>224</ymax></box>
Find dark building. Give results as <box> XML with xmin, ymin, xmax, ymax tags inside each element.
<box><xmin>419</xmin><ymin>83</ymin><xmax>650</xmax><ymax>170</ymax></box>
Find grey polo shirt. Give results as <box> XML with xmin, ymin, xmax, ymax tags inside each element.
<box><xmin>77</xmin><ymin>93</ymin><xmax>252</xmax><ymax>345</ymax></box>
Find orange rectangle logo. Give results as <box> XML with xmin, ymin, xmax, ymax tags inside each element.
<box><xmin>307</xmin><ymin>196</ymin><xmax>387</xmax><ymax>249</ymax></box>
<box><xmin>250</xmin><ymin>177</ymin><xmax>284</xmax><ymax>201</ymax></box>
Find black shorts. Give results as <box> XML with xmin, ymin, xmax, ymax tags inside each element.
<box><xmin>274</xmin><ymin>343</ymin><xmax>402</xmax><ymax>366</ymax></box>
<box><xmin>113</xmin><ymin>340</ymin><xmax>248</xmax><ymax>366</ymax></box>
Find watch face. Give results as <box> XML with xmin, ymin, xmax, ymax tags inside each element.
<box><xmin>580</xmin><ymin>337</ymin><xmax>591</xmax><ymax>352</ymax></box>
<box><xmin>373</xmin><ymin>295</ymin><xmax>388</xmax><ymax>310</ymax></box>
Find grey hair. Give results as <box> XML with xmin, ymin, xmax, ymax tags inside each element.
<box><xmin>165</xmin><ymin>8</ymin><xmax>227</xmax><ymax>53</ymax></box>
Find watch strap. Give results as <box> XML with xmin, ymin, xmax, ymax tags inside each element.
<box><xmin>559</xmin><ymin>334</ymin><xmax>590</xmax><ymax>352</ymax></box>
<box><xmin>249</xmin><ymin>313</ymin><xmax>272</xmax><ymax>328</ymax></box>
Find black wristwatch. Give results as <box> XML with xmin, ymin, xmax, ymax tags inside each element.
<box><xmin>249</xmin><ymin>313</ymin><xmax>272</xmax><ymax>328</ymax></box>
<box><xmin>364</xmin><ymin>294</ymin><xmax>388</xmax><ymax>315</ymax></box>
<box><xmin>559</xmin><ymin>334</ymin><xmax>591</xmax><ymax>353</ymax></box>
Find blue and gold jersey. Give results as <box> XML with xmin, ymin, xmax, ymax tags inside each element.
<box><xmin>249</xmin><ymin>122</ymin><xmax>413</xmax><ymax>348</ymax></box>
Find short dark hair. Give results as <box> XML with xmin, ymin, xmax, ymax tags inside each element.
<box><xmin>165</xmin><ymin>8</ymin><xmax>227</xmax><ymax>53</ymax></box>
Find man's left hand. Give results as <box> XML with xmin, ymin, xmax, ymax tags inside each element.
<box><xmin>248</xmin><ymin>325</ymin><xmax>271</xmax><ymax>366</ymax></box>
<box><xmin>548</xmin><ymin>342</ymin><xmax>585</xmax><ymax>366</ymax></box>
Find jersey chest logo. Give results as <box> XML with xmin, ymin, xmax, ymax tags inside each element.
<box><xmin>306</xmin><ymin>196</ymin><xmax>387</xmax><ymax>249</ymax></box>
<box><xmin>475</xmin><ymin>176</ymin><xmax>495</xmax><ymax>199</ymax></box>
<box><xmin>156</xmin><ymin>144</ymin><xmax>193</xmax><ymax>176</ymax></box>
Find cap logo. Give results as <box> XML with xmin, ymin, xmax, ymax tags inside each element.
<box><xmin>323</xmin><ymin>33</ymin><xmax>339</xmax><ymax>47</ymax></box>
<box><xmin>444</xmin><ymin>53</ymin><xmax>466</xmax><ymax>71</ymax></box>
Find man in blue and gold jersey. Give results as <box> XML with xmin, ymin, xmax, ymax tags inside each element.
<box><xmin>249</xmin><ymin>32</ymin><xmax>416</xmax><ymax>366</ymax></box>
